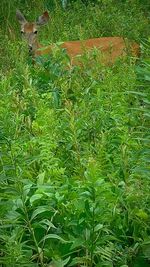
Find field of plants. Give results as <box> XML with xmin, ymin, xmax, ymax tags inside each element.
<box><xmin>0</xmin><ymin>0</ymin><xmax>150</xmax><ymax>266</ymax></box>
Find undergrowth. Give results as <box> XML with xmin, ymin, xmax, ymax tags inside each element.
<box><xmin>0</xmin><ymin>1</ymin><xmax>150</xmax><ymax>267</ymax></box>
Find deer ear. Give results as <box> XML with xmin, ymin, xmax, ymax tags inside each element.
<box><xmin>16</xmin><ymin>10</ymin><xmax>27</xmax><ymax>25</ymax></box>
<box><xmin>36</xmin><ymin>11</ymin><xmax>49</xmax><ymax>25</ymax></box>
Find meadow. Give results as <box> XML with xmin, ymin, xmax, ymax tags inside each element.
<box><xmin>0</xmin><ymin>0</ymin><xmax>150</xmax><ymax>266</ymax></box>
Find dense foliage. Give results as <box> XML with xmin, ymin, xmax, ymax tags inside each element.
<box><xmin>0</xmin><ymin>0</ymin><xmax>150</xmax><ymax>266</ymax></box>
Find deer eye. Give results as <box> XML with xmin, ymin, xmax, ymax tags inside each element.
<box><xmin>21</xmin><ymin>30</ymin><xmax>24</xmax><ymax>34</ymax></box>
<box><xmin>34</xmin><ymin>30</ymin><xmax>38</xmax><ymax>34</ymax></box>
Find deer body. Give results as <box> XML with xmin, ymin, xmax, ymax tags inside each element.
<box><xmin>16</xmin><ymin>10</ymin><xmax>140</xmax><ymax>65</ymax></box>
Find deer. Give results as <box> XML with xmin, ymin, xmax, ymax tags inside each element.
<box><xmin>16</xmin><ymin>10</ymin><xmax>140</xmax><ymax>66</ymax></box>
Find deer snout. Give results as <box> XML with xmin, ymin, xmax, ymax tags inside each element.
<box><xmin>28</xmin><ymin>45</ymin><xmax>33</xmax><ymax>55</ymax></box>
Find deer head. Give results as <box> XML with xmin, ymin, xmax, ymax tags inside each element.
<box><xmin>16</xmin><ymin>10</ymin><xmax>49</xmax><ymax>54</ymax></box>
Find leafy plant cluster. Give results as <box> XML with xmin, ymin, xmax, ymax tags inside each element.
<box><xmin>0</xmin><ymin>1</ymin><xmax>150</xmax><ymax>267</ymax></box>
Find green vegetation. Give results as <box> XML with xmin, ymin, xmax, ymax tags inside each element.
<box><xmin>0</xmin><ymin>1</ymin><xmax>150</xmax><ymax>266</ymax></box>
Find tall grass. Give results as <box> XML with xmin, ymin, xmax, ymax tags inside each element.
<box><xmin>0</xmin><ymin>1</ymin><xmax>150</xmax><ymax>267</ymax></box>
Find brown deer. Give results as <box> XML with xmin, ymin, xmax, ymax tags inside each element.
<box><xmin>16</xmin><ymin>10</ymin><xmax>140</xmax><ymax>65</ymax></box>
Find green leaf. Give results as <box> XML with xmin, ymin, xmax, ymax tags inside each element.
<box><xmin>40</xmin><ymin>219</ymin><xmax>56</xmax><ymax>229</ymax></box>
<box><xmin>40</xmin><ymin>234</ymin><xmax>70</xmax><ymax>244</ymax></box>
<box><xmin>6</xmin><ymin>210</ymin><xmax>21</xmax><ymax>220</ymax></box>
<box><xmin>52</xmin><ymin>256</ymin><xmax>70</xmax><ymax>267</ymax></box>
<box><xmin>23</xmin><ymin>183</ymin><xmax>33</xmax><ymax>197</ymax></box>
<box><xmin>94</xmin><ymin>223</ymin><xmax>103</xmax><ymax>232</ymax></box>
<box><xmin>30</xmin><ymin>194</ymin><xmax>43</xmax><ymax>205</ymax></box>
<box><xmin>70</xmin><ymin>238</ymin><xmax>84</xmax><ymax>250</ymax></box>
<box><xmin>37</xmin><ymin>171</ymin><xmax>45</xmax><ymax>185</ymax></box>
<box><xmin>69</xmin><ymin>257</ymin><xmax>84</xmax><ymax>266</ymax></box>
<box><xmin>31</xmin><ymin>206</ymin><xmax>50</xmax><ymax>221</ymax></box>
